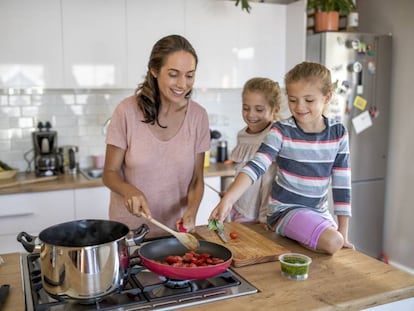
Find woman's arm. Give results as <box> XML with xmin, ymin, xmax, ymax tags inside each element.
<box><xmin>179</xmin><ymin>152</ymin><xmax>205</xmax><ymax>232</ymax></box>
<box><xmin>102</xmin><ymin>144</ymin><xmax>151</xmax><ymax>217</ymax></box>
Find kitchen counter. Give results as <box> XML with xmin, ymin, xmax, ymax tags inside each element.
<box><xmin>0</xmin><ymin>162</ymin><xmax>236</xmax><ymax>195</ymax></box>
<box><xmin>1</xmin><ymin>223</ymin><xmax>414</xmax><ymax>311</ymax></box>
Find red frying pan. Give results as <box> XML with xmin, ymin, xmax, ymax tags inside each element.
<box><xmin>139</xmin><ymin>238</ymin><xmax>232</xmax><ymax>280</ymax></box>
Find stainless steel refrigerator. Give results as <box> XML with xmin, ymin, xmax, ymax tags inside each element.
<box><xmin>306</xmin><ymin>32</ymin><xmax>392</xmax><ymax>259</ymax></box>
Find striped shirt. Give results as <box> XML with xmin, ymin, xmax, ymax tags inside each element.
<box><xmin>241</xmin><ymin>116</ymin><xmax>351</xmax><ymax>227</ymax></box>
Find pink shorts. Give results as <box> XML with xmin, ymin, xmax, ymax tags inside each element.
<box><xmin>278</xmin><ymin>209</ymin><xmax>337</xmax><ymax>250</ymax></box>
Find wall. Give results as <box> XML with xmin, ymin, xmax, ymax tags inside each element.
<box><xmin>0</xmin><ymin>88</ymin><xmax>244</xmax><ymax>171</ymax></box>
<box><xmin>358</xmin><ymin>0</ymin><xmax>414</xmax><ymax>273</ymax></box>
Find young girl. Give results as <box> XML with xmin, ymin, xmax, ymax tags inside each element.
<box><xmin>210</xmin><ymin>62</ymin><xmax>354</xmax><ymax>255</ymax></box>
<box><xmin>228</xmin><ymin>77</ymin><xmax>281</xmax><ymax>223</ymax></box>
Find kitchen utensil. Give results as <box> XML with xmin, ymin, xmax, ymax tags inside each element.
<box><xmin>0</xmin><ymin>284</ymin><xmax>10</xmax><ymax>309</ymax></box>
<box><xmin>205</xmin><ymin>182</ymin><xmax>221</xmax><ymax>195</ymax></box>
<box><xmin>214</xmin><ymin>227</ymin><xmax>228</xmax><ymax>243</ymax></box>
<box><xmin>138</xmin><ymin>237</ymin><xmax>232</xmax><ymax>280</ymax></box>
<box><xmin>196</xmin><ymin>222</ymin><xmax>290</xmax><ymax>267</ymax></box>
<box><xmin>0</xmin><ymin>175</ymin><xmax>58</xmax><ymax>189</ymax></box>
<box><xmin>16</xmin><ymin>219</ymin><xmax>149</xmax><ymax>301</ymax></box>
<box><xmin>141</xmin><ymin>213</ymin><xmax>199</xmax><ymax>251</ymax></box>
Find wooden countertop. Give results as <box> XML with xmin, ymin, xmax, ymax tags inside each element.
<box><xmin>0</xmin><ymin>162</ymin><xmax>236</xmax><ymax>195</ymax></box>
<box><xmin>1</xmin><ymin>223</ymin><xmax>414</xmax><ymax>311</ymax></box>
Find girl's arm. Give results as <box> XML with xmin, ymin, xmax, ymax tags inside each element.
<box><xmin>337</xmin><ymin>215</ymin><xmax>355</xmax><ymax>249</ymax></box>
<box><xmin>209</xmin><ymin>172</ymin><xmax>254</xmax><ymax>222</ymax></box>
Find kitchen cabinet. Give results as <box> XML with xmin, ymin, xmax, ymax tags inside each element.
<box><xmin>61</xmin><ymin>0</ymin><xmax>127</xmax><ymax>88</ymax></box>
<box><xmin>126</xmin><ymin>0</ymin><xmax>186</xmax><ymax>88</ymax></box>
<box><xmin>74</xmin><ymin>186</ymin><xmax>110</xmax><ymax>220</ymax></box>
<box><xmin>0</xmin><ymin>0</ymin><xmax>64</xmax><ymax>88</ymax></box>
<box><xmin>0</xmin><ymin>190</ymin><xmax>74</xmax><ymax>253</ymax></box>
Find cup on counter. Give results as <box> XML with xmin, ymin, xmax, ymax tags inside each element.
<box><xmin>92</xmin><ymin>155</ymin><xmax>105</xmax><ymax>169</ymax></box>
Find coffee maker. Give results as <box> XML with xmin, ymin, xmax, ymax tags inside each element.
<box><xmin>32</xmin><ymin>121</ymin><xmax>60</xmax><ymax>176</ymax></box>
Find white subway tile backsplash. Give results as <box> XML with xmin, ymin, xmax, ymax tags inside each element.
<box><xmin>1</xmin><ymin>88</ymin><xmax>245</xmax><ymax>172</ymax></box>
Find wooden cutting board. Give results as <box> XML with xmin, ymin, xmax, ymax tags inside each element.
<box><xmin>196</xmin><ymin>222</ymin><xmax>290</xmax><ymax>267</ymax></box>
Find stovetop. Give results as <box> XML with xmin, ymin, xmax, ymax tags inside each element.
<box><xmin>21</xmin><ymin>251</ymin><xmax>258</xmax><ymax>311</ymax></box>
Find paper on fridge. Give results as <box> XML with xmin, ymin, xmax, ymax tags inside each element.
<box><xmin>352</xmin><ymin>110</ymin><xmax>372</xmax><ymax>134</ymax></box>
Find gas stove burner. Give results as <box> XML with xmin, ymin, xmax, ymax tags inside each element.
<box><xmin>22</xmin><ymin>250</ymin><xmax>258</xmax><ymax>311</ymax></box>
<box><xmin>161</xmin><ymin>277</ymin><xmax>192</xmax><ymax>289</ymax></box>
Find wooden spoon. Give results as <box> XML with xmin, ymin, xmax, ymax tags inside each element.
<box><xmin>141</xmin><ymin>213</ymin><xmax>199</xmax><ymax>251</ymax></box>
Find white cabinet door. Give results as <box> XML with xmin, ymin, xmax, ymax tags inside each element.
<box><xmin>238</xmin><ymin>2</ymin><xmax>287</xmax><ymax>85</ymax></box>
<box><xmin>61</xmin><ymin>0</ymin><xmax>127</xmax><ymax>88</ymax></box>
<box><xmin>185</xmin><ymin>0</ymin><xmax>239</xmax><ymax>88</ymax></box>
<box><xmin>0</xmin><ymin>190</ymin><xmax>75</xmax><ymax>254</ymax></box>
<box><xmin>196</xmin><ymin>177</ymin><xmax>221</xmax><ymax>226</ymax></box>
<box><xmin>74</xmin><ymin>187</ymin><xmax>110</xmax><ymax>220</ymax></box>
<box><xmin>126</xmin><ymin>0</ymin><xmax>186</xmax><ymax>88</ymax></box>
<box><xmin>0</xmin><ymin>0</ymin><xmax>64</xmax><ymax>88</ymax></box>
<box><xmin>185</xmin><ymin>0</ymin><xmax>306</xmax><ymax>88</ymax></box>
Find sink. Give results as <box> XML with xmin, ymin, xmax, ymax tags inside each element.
<box><xmin>80</xmin><ymin>168</ymin><xmax>103</xmax><ymax>179</ymax></box>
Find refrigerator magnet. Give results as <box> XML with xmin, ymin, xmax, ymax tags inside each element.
<box><xmin>353</xmin><ymin>95</ymin><xmax>368</xmax><ymax>110</ymax></box>
<box><xmin>352</xmin><ymin>110</ymin><xmax>372</xmax><ymax>134</ymax></box>
<box><xmin>368</xmin><ymin>61</ymin><xmax>376</xmax><ymax>74</ymax></box>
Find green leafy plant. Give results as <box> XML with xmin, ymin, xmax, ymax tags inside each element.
<box><xmin>235</xmin><ymin>0</ymin><xmax>251</xmax><ymax>13</ymax></box>
<box><xmin>307</xmin><ymin>0</ymin><xmax>355</xmax><ymax>14</ymax></box>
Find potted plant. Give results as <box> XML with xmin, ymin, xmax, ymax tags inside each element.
<box><xmin>235</xmin><ymin>0</ymin><xmax>251</xmax><ymax>13</ymax></box>
<box><xmin>307</xmin><ymin>0</ymin><xmax>356</xmax><ymax>32</ymax></box>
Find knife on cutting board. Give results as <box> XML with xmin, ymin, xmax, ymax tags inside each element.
<box><xmin>208</xmin><ymin>219</ymin><xmax>228</xmax><ymax>243</ymax></box>
<box><xmin>215</xmin><ymin>229</ymin><xmax>228</xmax><ymax>243</ymax></box>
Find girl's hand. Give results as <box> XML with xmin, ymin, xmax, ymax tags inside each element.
<box><xmin>209</xmin><ymin>199</ymin><xmax>233</xmax><ymax>223</ymax></box>
<box><xmin>343</xmin><ymin>239</ymin><xmax>355</xmax><ymax>250</ymax></box>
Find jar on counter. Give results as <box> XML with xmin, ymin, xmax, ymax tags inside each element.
<box><xmin>216</xmin><ymin>140</ymin><xmax>228</xmax><ymax>163</ymax></box>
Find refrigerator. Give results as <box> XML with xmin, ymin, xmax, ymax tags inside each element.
<box><xmin>306</xmin><ymin>32</ymin><xmax>392</xmax><ymax>259</ymax></box>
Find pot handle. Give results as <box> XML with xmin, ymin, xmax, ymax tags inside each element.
<box><xmin>16</xmin><ymin>231</ymin><xmax>37</xmax><ymax>253</ymax></box>
<box><xmin>126</xmin><ymin>223</ymin><xmax>150</xmax><ymax>246</ymax></box>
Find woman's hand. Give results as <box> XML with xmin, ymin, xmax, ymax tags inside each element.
<box><xmin>124</xmin><ymin>191</ymin><xmax>151</xmax><ymax>218</ymax></box>
<box><xmin>177</xmin><ymin>213</ymin><xmax>196</xmax><ymax>233</ymax></box>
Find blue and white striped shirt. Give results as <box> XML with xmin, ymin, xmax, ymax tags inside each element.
<box><xmin>241</xmin><ymin>116</ymin><xmax>351</xmax><ymax>227</ymax></box>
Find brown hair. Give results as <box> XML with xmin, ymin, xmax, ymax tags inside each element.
<box><xmin>242</xmin><ymin>77</ymin><xmax>282</xmax><ymax>120</ymax></box>
<box><xmin>135</xmin><ymin>34</ymin><xmax>198</xmax><ymax>127</ymax></box>
<box><xmin>284</xmin><ymin>61</ymin><xmax>334</xmax><ymax>96</ymax></box>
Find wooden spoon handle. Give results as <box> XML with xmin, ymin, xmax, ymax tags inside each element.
<box><xmin>141</xmin><ymin>213</ymin><xmax>176</xmax><ymax>235</ymax></box>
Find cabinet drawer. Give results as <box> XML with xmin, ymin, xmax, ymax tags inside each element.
<box><xmin>0</xmin><ymin>190</ymin><xmax>75</xmax><ymax>236</ymax></box>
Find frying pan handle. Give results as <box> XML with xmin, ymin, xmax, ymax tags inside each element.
<box><xmin>16</xmin><ymin>231</ymin><xmax>37</xmax><ymax>253</ymax></box>
<box><xmin>126</xmin><ymin>223</ymin><xmax>150</xmax><ymax>246</ymax></box>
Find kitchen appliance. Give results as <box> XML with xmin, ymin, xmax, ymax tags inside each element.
<box><xmin>20</xmin><ymin>238</ymin><xmax>258</xmax><ymax>311</ymax></box>
<box><xmin>17</xmin><ymin>220</ymin><xmax>149</xmax><ymax>301</ymax></box>
<box><xmin>32</xmin><ymin>121</ymin><xmax>60</xmax><ymax>177</ymax></box>
<box><xmin>306</xmin><ymin>32</ymin><xmax>392</xmax><ymax>259</ymax></box>
<box><xmin>58</xmin><ymin>145</ymin><xmax>79</xmax><ymax>175</ymax></box>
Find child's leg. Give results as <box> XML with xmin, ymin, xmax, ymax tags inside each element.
<box><xmin>279</xmin><ymin>209</ymin><xmax>343</xmax><ymax>255</ymax></box>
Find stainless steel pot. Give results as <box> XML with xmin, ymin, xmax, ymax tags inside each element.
<box><xmin>17</xmin><ymin>219</ymin><xmax>149</xmax><ymax>301</ymax></box>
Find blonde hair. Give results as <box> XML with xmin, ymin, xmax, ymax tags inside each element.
<box><xmin>242</xmin><ymin>77</ymin><xmax>282</xmax><ymax>120</ymax></box>
<box><xmin>284</xmin><ymin>61</ymin><xmax>334</xmax><ymax>96</ymax></box>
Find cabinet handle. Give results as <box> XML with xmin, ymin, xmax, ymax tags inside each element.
<box><xmin>0</xmin><ymin>212</ymin><xmax>35</xmax><ymax>219</ymax></box>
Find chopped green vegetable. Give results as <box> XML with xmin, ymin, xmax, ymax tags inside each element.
<box><xmin>208</xmin><ymin>219</ymin><xmax>224</xmax><ymax>232</ymax></box>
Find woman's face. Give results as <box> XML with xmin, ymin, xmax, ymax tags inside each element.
<box><xmin>286</xmin><ymin>80</ymin><xmax>331</xmax><ymax>132</ymax></box>
<box><xmin>242</xmin><ymin>91</ymin><xmax>276</xmax><ymax>134</ymax></box>
<box><xmin>152</xmin><ymin>50</ymin><xmax>196</xmax><ymax>106</ymax></box>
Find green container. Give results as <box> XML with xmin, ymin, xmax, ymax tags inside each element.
<box><xmin>279</xmin><ymin>253</ymin><xmax>312</xmax><ymax>280</ymax></box>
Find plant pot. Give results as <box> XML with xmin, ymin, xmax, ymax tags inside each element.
<box><xmin>314</xmin><ymin>11</ymin><xmax>339</xmax><ymax>32</ymax></box>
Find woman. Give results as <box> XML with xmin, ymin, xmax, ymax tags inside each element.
<box><xmin>103</xmin><ymin>35</ymin><xmax>210</xmax><ymax>237</ymax></box>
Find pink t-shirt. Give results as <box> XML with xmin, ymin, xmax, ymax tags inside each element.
<box><xmin>106</xmin><ymin>95</ymin><xmax>210</xmax><ymax>237</ymax></box>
